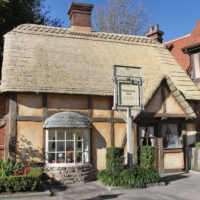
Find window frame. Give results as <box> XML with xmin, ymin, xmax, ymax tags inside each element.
<box><xmin>45</xmin><ymin>128</ymin><xmax>90</xmax><ymax>166</ymax></box>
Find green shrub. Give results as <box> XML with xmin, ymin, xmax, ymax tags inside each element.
<box><xmin>0</xmin><ymin>168</ymin><xmax>43</xmax><ymax>193</ymax></box>
<box><xmin>98</xmin><ymin>165</ymin><xmax>160</xmax><ymax>188</ymax></box>
<box><xmin>106</xmin><ymin>147</ymin><xmax>124</xmax><ymax>172</ymax></box>
<box><xmin>137</xmin><ymin>146</ymin><xmax>156</xmax><ymax>170</ymax></box>
<box><xmin>195</xmin><ymin>142</ymin><xmax>200</xmax><ymax>148</ymax></box>
<box><xmin>0</xmin><ymin>159</ymin><xmax>21</xmax><ymax>177</ymax></box>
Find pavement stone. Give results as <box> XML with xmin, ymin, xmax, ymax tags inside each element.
<box><xmin>3</xmin><ymin>173</ymin><xmax>200</xmax><ymax>200</ymax></box>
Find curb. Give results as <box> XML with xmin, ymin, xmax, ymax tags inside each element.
<box><xmin>95</xmin><ymin>181</ymin><xmax>166</xmax><ymax>192</ymax></box>
<box><xmin>189</xmin><ymin>170</ymin><xmax>200</xmax><ymax>175</ymax></box>
<box><xmin>0</xmin><ymin>185</ymin><xmax>51</xmax><ymax>199</ymax></box>
<box><xmin>0</xmin><ymin>190</ymin><xmax>51</xmax><ymax>199</ymax></box>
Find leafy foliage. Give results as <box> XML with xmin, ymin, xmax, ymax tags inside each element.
<box><xmin>94</xmin><ymin>0</ymin><xmax>151</xmax><ymax>35</ymax></box>
<box><xmin>98</xmin><ymin>147</ymin><xmax>160</xmax><ymax>188</ymax></box>
<box><xmin>0</xmin><ymin>159</ymin><xmax>21</xmax><ymax>177</ymax></box>
<box><xmin>106</xmin><ymin>147</ymin><xmax>124</xmax><ymax>172</ymax></box>
<box><xmin>137</xmin><ymin>146</ymin><xmax>156</xmax><ymax>170</ymax></box>
<box><xmin>0</xmin><ymin>0</ymin><xmax>63</xmax><ymax>75</ymax></box>
<box><xmin>195</xmin><ymin>142</ymin><xmax>200</xmax><ymax>148</ymax></box>
<box><xmin>0</xmin><ymin>168</ymin><xmax>43</xmax><ymax>193</ymax></box>
<box><xmin>98</xmin><ymin>166</ymin><xmax>160</xmax><ymax>188</ymax></box>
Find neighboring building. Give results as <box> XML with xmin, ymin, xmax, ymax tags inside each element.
<box><xmin>1</xmin><ymin>2</ymin><xmax>200</xmax><ymax>182</ymax></box>
<box><xmin>164</xmin><ymin>19</ymin><xmax>200</xmax><ymax>88</ymax></box>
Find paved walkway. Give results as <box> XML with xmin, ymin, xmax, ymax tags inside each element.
<box><xmin>6</xmin><ymin>172</ymin><xmax>200</xmax><ymax>200</ymax></box>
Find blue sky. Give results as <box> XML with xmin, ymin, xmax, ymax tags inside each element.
<box><xmin>44</xmin><ymin>0</ymin><xmax>200</xmax><ymax>42</ymax></box>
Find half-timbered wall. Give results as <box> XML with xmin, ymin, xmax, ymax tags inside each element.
<box><xmin>15</xmin><ymin>94</ymin><xmax>127</xmax><ymax>170</ymax></box>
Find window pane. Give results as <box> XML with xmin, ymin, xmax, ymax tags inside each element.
<box><xmin>48</xmin><ymin>130</ymin><xmax>55</xmax><ymax>140</ymax></box>
<box><xmin>76</xmin><ymin>130</ymin><xmax>83</xmax><ymax>140</ymax></box>
<box><xmin>57</xmin><ymin>142</ymin><xmax>65</xmax><ymax>151</ymax></box>
<box><xmin>48</xmin><ymin>153</ymin><xmax>56</xmax><ymax>163</ymax></box>
<box><xmin>48</xmin><ymin>142</ymin><xmax>55</xmax><ymax>151</ymax></box>
<box><xmin>76</xmin><ymin>141</ymin><xmax>83</xmax><ymax>151</ymax></box>
<box><xmin>66</xmin><ymin>152</ymin><xmax>74</xmax><ymax>163</ymax></box>
<box><xmin>140</xmin><ymin>127</ymin><xmax>146</xmax><ymax>137</ymax></box>
<box><xmin>163</xmin><ymin>124</ymin><xmax>181</xmax><ymax>149</ymax></box>
<box><xmin>83</xmin><ymin>151</ymin><xmax>89</xmax><ymax>163</ymax></box>
<box><xmin>66</xmin><ymin>141</ymin><xmax>74</xmax><ymax>151</ymax></box>
<box><xmin>57</xmin><ymin>153</ymin><xmax>65</xmax><ymax>163</ymax></box>
<box><xmin>148</xmin><ymin>127</ymin><xmax>154</xmax><ymax>137</ymax></box>
<box><xmin>57</xmin><ymin>130</ymin><xmax>65</xmax><ymax>140</ymax></box>
<box><xmin>75</xmin><ymin>152</ymin><xmax>82</xmax><ymax>163</ymax></box>
<box><xmin>66</xmin><ymin>131</ymin><xmax>73</xmax><ymax>140</ymax></box>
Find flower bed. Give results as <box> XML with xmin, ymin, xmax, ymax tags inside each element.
<box><xmin>0</xmin><ymin>168</ymin><xmax>43</xmax><ymax>193</ymax></box>
<box><xmin>0</xmin><ymin>159</ymin><xmax>43</xmax><ymax>193</ymax></box>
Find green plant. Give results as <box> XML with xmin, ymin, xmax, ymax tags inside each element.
<box><xmin>137</xmin><ymin>146</ymin><xmax>156</xmax><ymax>170</ymax></box>
<box><xmin>195</xmin><ymin>142</ymin><xmax>200</xmax><ymax>148</ymax></box>
<box><xmin>0</xmin><ymin>168</ymin><xmax>43</xmax><ymax>193</ymax></box>
<box><xmin>0</xmin><ymin>159</ymin><xmax>21</xmax><ymax>177</ymax></box>
<box><xmin>106</xmin><ymin>147</ymin><xmax>124</xmax><ymax>173</ymax></box>
<box><xmin>98</xmin><ymin>166</ymin><xmax>160</xmax><ymax>188</ymax></box>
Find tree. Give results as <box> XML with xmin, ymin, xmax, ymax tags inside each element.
<box><xmin>94</xmin><ymin>0</ymin><xmax>151</xmax><ymax>35</ymax></box>
<box><xmin>0</xmin><ymin>0</ymin><xmax>63</xmax><ymax>76</ymax></box>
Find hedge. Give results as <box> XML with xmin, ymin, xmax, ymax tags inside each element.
<box><xmin>98</xmin><ymin>147</ymin><xmax>160</xmax><ymax>188</ymax></box>
<box><xmin>0</xmin><ymin>168</ymin><xmax>44</xmax><ymax>193</ymax></box>
<box><xmin>195</xmin><ymin>142</ymin><xmax>200</xmax><ymax>148</ymax></box>
<box><xmin>106</xmin><ymin>147</ymin><xmax>124</xmax><ymax>172</ymax></box>
<box><xmin>98</xmin><ymin>166</ymin><xmax>160</xmax><ymax>188</ymax></box>
<box><xmin>137</xmin><ymin>146</ymin><xmax>156</xmax><ymax>170</ymax></box>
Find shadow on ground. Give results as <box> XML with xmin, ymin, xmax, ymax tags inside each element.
<box><xmin>84</xmin><ymin>194</ymin><xmax>123</xmax><ymax>200</ymax></box>
<box><xmin>45</xmin><ymin>182</ymin><xmax>67</xmax><ymax>196</ymax></box>
<box><xmin>161</xmin><ymin>173</ymin><xmax>188</xmax><ymax>185</ymax></box>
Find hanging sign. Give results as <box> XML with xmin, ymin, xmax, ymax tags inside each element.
<box><xmin>118</xmin><ymin>82</ymin><xmax>139</xmax><ymax>107</ymax></box>
<box><xmin>112</xmin><ymin>65</ymin><xmax>143</xmax><ymax>110</ymax></box>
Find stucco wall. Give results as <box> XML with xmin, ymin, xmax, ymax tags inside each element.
<box><xmin>92</xmin><ymin>122</ymin><xmax>111</xmax><ymax>170</ymax></box>
<box><xmin>92</xmin><ymin>96</ymin><xmax>110</xmax><ymax>118</ymax></box>
<box><xmin>47</xmin><ymin>95</ymin><xmax>88</xmax><ymax>111</ymax></box>
<box><xmin>164</xmin><ymin>152</ymin><xmax>184</xmax><ymax>169</ymax></box>
<box><xmin>17</xmin><ymin>94</ymin><xmax>43</xmax><ymax>116</ymax></box>
<box><xmin>16</xmin><ymin>121</ymin><xmax>43</xmax><ymax>163</ymax></box>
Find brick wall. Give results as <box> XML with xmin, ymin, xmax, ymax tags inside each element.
<box><xmin>164</xmin><ymin>19</ymin><xmax>200</xmax><ymax>71</ymax></box>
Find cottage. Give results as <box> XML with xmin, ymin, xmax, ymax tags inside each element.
<box><xmin>1</xmin><ymin>2</ymin><xmax>200</xmax><ymax>183</ymax></box>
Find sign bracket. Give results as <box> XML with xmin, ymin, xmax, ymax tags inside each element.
<box><xmin>112</xmin><ymin>65</ymin><xmax>143</xmax><ymax>167</ymax></box>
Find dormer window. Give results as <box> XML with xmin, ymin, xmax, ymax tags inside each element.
<box><xmin>182</xmin><ymin>44</ymin><xmax>200</xmax><ymax>82</ymax></box>
<box><xmin>190</xmin><ymin>52</ymin><xmax>200</xmax><ymax>81</ymax></box>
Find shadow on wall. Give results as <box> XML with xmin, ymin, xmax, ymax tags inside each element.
<box><xmin>92</xmin><ymin>127</ymin><xmax>107</xmax><ymax>170</ymax></box>
<box><xmin>16</xmin><ymin>137</ymin><xmax>43</xmax><ymax>166</ymax></box>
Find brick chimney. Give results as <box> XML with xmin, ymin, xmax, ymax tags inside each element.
<box><xmin>146</xmin><ymin>24</ymin><xmax>164</xmax><ymax>43</ymax></box>
<box><xmin>67</xmin><ymin>2</ymin><xmax>93</xmax><ymax>32</ymax></box>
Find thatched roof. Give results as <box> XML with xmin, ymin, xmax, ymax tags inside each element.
<box><xmin>2</xmin><ymin>24</ymin><xmax>200</xmax><ymax>110</ymax></box>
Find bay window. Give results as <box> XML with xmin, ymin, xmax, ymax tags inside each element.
<box><xmin>46</xmin><ymin>128</ymin><xmax>90</xmax><ymax>165</ymax></box>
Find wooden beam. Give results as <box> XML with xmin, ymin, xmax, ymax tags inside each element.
<box><xmin>140</xmin><ymin>112</ymin><xmax>187</xmax><ymax>118</ymax></box>
<box><xmin>17</xmin><ymin>116</ymin><xmax>43</xmax><ymax>122</ymax></box>
<box><xmin>161</xmin><ymin>83</ymin><xmax>166</xmax><ymax>119</ymax></box>
<box><xmin>122</xmin><ymin>134</ymin><xmax>127</xmax><ymax>148</ymax></box>
<box><xmin>110</xmin><ymin>122</ymin><xmax>114</xmax><ymax>147</ymax></box>
<box><xmin>8</xmin><ymin>94</ymin><xmax>17</xmax><ymax>161</ymax></box>
<box><xmin>46</xmin><ymin>110</ymin><xmax>90</xmax><ymax>118</ymax></box>
<box><xmin>90</xmin><ymin>117</ymin><xmax>124</xmax><ymax>123</ymax></box>
<box><xmin>88</xmin><ymin>96</ymin><xmax>92</xmax><ymax>117</ymax></box>
<box><xmin>43</xmin><ymin>94</ymin><xmax>47</xmax><ymax>164</ymax></box>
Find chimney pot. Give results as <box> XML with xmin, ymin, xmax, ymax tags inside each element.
<box><xmin>146</xmin><ymin>24</ymin><xmax>164</xmax><ymax>43</ymax></box>
<box><xmin>67</xmin><ymin>2</ymin><xmax>93</xmax><ymax>32</ymax></box>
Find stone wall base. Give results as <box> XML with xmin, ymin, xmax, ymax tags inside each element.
<box><xmin>44</xmin><ymin>164</ymin><xmax>97</xmax><ymax>184</ymax></box>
